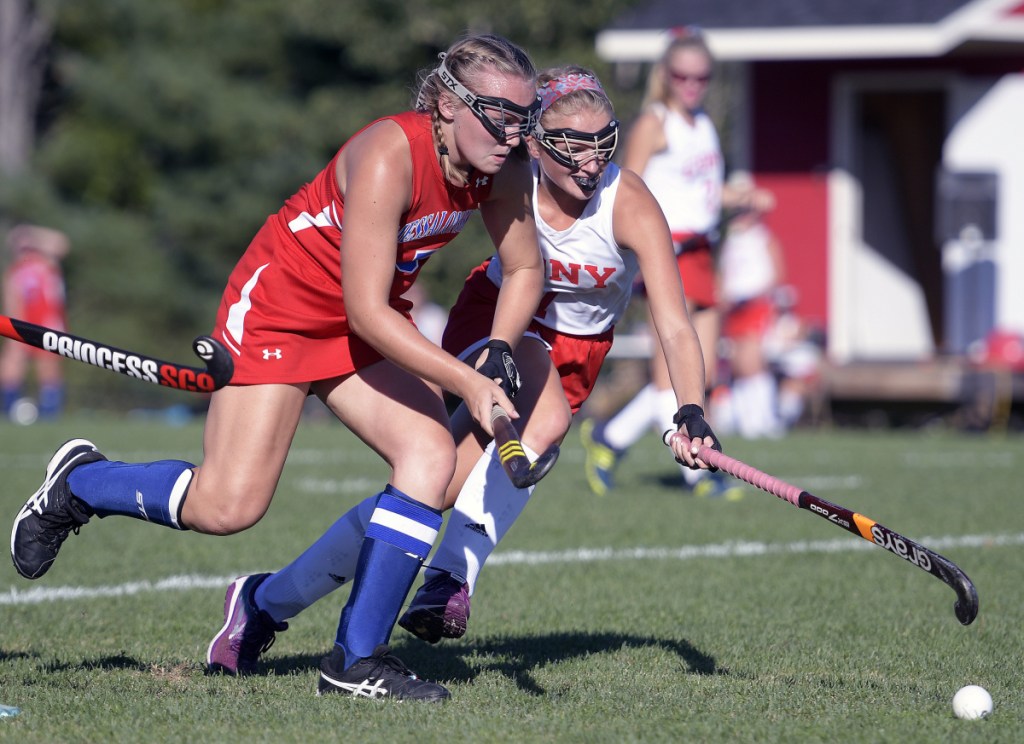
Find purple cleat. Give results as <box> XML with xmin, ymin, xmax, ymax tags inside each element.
<box><xmin>207</xmin><ymin>573</ymin><xmax>288</xmax><ymax>675</ymax></box>
<box><xmin>398</xmin><ymin>572</ymin><xmax>471</xmax><ymax>644</ymax></box>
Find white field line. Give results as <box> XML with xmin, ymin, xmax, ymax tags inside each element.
<box><xmin>2</xmin><ymin>532</ymin><xmax>1021</xmax><ymax>607</ymax></box>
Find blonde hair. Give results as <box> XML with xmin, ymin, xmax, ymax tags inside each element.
<box><xmin>414</xmin><ymin>33</ymin><xmax>536</xmax><ymax>185</ymax></box>
<box><xmin>7</xmin><ymin>224</ymin><xmax>70</xmax><ymax>260</ymax></box>
<box><xmin>642</xmin><ymin>29</ymin><xmax>714</xmax><ymax>110</ymax></box>
<box><xmin>536</xmin><ymin>65</ymin><xmax>614</xmax><ymax>125</ymax></box>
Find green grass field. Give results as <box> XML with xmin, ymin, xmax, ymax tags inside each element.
<box><xmin>1</xmin><ymin>415</ymin><xmax>1021</xmax><ymax>742</ymax></box>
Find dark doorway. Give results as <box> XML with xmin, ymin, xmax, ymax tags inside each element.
<box><xmin>858</xmin><ymin>89</ymin><xmax>947</xmax><ymax>347</ymax></box>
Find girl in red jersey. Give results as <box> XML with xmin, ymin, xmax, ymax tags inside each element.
<box><xmin>12</xmin><ymin>33</ymin><xmax>544</xmax><ymax>701</ymax></box>
<box><xmin>1</xmin><ymin>225</ymin><xmax>70</xmax><ymax>420</ymax></box>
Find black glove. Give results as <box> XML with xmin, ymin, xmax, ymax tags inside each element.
<box><xmin>672</xmin><ymin>404</ymin><xmax>721</xmax><ymax>468</ymax></box>
<box><xmin>475</xmin><ymin>339</ymin><xmax>521</xmax><ymax>398</ymax></box>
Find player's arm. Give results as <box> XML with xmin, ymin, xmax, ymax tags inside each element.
<box><xmin>721</xmin><ymin>182</ymin><xmax>776</xmax><ymax>214</ymax></box>
<box><xmin>767</xmin><ymin>231</ymin><xmax>786</xmax><ymax>288</ymax></box>
<box><xmin>337</xmin><ymin>121</ymin><xmax>511</xmax><ymax>424</ymax></box>
<box><xmin>2</xmin><ymin>269</ymin><xmax>22</xmax><ymax>317</ymax></box>
<box><xmin>613</xmin><ymin>169</ymin><xmax>714</xmax><ymax>466</ymax></box>
<box><xmin>621</xmin><ymin>109</ymin><xmax>666</xmax><ymax>175</ymax></box>
<box><xmin>476</xmin><ymin>154</ymin><xmax>545</xmax><ymax>402</ymax></box>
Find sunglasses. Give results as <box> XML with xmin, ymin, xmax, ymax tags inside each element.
<box><xmin>534</xmin><ymin>120</ymin><xmax>620</xmax><ymax>171</ymax></box>
<box><xmin>437</xmin><ymin>59</ymin><xmax>541</xmax><ymax>144</ymax></box>
<box><xmin>668</xmin><ymin>70</ymin><xmax>712</xmax><ymax>85</ymax></box>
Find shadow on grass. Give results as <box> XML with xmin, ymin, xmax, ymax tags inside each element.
<box><xmin>43</xmin><ymin>653</ymin><xmax>151</xmax><ymax>673</ymax></box>
<box><xmin>640</xmin><ymin>471</ymin><xmax>689</xmax><ymax>490</ymax></box>
<box><xmin>263</xmin><ymin>631</ymin><xmax>724</xmax><ymax>695</ymax></box>
<box><xmin>30</xmin><ymin>632</ymin><xmax>722</xmax><ymax>697</ymax></box>
<box><xmin>0</xmin><ymin>650</ymin><xmax>35</xmax><ymax>663</ymax></box>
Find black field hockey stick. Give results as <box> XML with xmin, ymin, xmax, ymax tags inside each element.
<box><xmin>490</xmin><ymin>404</ymin><xmax>560</xmax><ymax>488</ymax></box>
<box><xmin>663</xmin><ymin>430</ymin><xmax>979</xmax><ymax>625</ymax></box>
<box><xmin>0</xmin><ymin>315</ymin><xmax>233</xmax><ymax>392</ymax></box>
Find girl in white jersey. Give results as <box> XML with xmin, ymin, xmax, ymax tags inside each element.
<box><xmin>399</xmin><ymin>65</ymin><xmax>723</xmax><ymax>642</ymax></box>
<box><xmin>718</xmin><ymin>176</ymin><xmax>786</xmax><ymax>439</ymax></box>
<box><xmin>206</xmin><ymin>66</ymin><xmax>723</xmax><ymax>659</ymax></box>
<box><xmin>582</xmin><ymin>28</ymin><xmax>773</xmax><ymax>500</ymax></box>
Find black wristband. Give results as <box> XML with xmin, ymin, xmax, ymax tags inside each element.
<box><xmin>672</xmin><ymin>403</ymin><xmax>705</xmax><ymax>428</ymax></box>
<box><xmin>486</xmin><ymin>339</ymin><xmax>513</xmax><ymax>355</ymax></box>
<box><xmin>672</xmin><ymin>403</ymin><xmax>722</xmax><ymax>463</ymax></box>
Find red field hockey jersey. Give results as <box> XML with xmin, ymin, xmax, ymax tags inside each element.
<box><xmin>214</xmin><ymin>111</ymin><xmax>495</xmax><ymax>382</ymax></box>
<box><xmin>279</xmin><ymin>110</ymin><xmax>493</xmax><ymax>307</ymax></box>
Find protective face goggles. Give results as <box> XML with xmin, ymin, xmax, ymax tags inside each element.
<box><xmin>437</xmin><ymin>57</ymin><xmax>541</xmax><ymax>144</ymax></box>
<box><xmin>534</xmin><ymin>119</ymin><xmax>619</xmax><ymax>170</ymax></box>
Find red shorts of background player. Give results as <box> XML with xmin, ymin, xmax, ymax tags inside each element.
<box><xmin>636</xmin><ymin>233</ymin><xmax>717</xmax><ymax>310</ymax></box>
<box><xmin>673</xmin><ymin>232</ymin><xmax>717</xmax><ymax>310</ymax></box>
<box><xmin>443</xmin><ymin>262</ymin><xmax>613</xmax><ymax>414</ymax></box>
<box><xmin>723</xmin><ymin>295</ymin><xmax>776</xmax><ymax>339</ymax></box>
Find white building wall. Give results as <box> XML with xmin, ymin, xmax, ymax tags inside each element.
<box><xmin>945</xmin><ymin>73</ymin><xmax>1024</xmax><ymax>335</ymax></box>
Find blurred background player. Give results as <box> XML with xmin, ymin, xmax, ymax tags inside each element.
<box><xmin>1</xmin><ymin>224</ymin><xmax>71</xmax><ymax>422</ymax></box>
<box><xmin>715</xmin><ymin>174</ymin><xmax>785</xmax><ymax>439</ymax></box>
<box><xmin>581</xmin><ymin>27</ymin><xmax>773</xmax><ymax>499</ymax></box>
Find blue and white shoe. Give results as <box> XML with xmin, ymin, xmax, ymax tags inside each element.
<box><xmin>692</xmin><ymin>471</ymin><xmax>745</xmax><ymax>501</ymax></box>
<box><xmin>580</xmin><ymin>419</ymin><xmax>623</xmax><ymax>497</ymax></box>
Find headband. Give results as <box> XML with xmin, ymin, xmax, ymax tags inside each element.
<box><xmin>537</xmin><ymin>73</ymin><xmax>606</xmax><ymax>112</ymax></box>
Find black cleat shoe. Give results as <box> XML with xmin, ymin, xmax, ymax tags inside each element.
<box><xmin>317</xmin><ymin>644</ymin><xmax>450</xmax><ymax>702</ymax></box>
<box><xmin>398</xmin><ymin>572</ymin><xmax>471</xmax><ymax>644</ymax></box>
<box><xmin>11</xmin><ymin>439</ymin><xmax>106</xmax><ymax>580</ymax></box>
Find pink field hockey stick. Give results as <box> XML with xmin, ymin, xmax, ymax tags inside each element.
<box><xmin>663</xmin><ymin>430</ymin><xmax>978</xmax><ymax>625</ymax></box>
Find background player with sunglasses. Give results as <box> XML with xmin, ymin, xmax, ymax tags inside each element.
<box><xmin>580</xmin><ymin>27</ymin><xmax>775</xmax><ymax>500</ymax></box>
<box><xmin>13</xmin><ymin>33</ymin><xmax>543</xmax><ymax>701</ymax></box>
<box><xmin>196</xmin><ymin>65</ymin><xmax>720</xmax><ymax>655</ymax></box>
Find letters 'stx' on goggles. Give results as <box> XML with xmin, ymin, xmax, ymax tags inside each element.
<box><xmin>437</xmin><ymin>58</ymin><xmax>541</xmax><ymax>144</ymax></box>
<box><xmin>534</xmin><ymin>120</ymin><xmax>619</xmax><ymax>170</ymax></box>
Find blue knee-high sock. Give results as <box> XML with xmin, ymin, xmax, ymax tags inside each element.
<box><xmin>2</xmin><ymin>385</ymin><xmax>20</xmax><ymax>417</ymax></box>
<box><xmin>38</xmin><ymin>384</ymin><xmax>64</xmax><ymax>419</ymax></box>
<box><xmin>255</xmin><ymin>494</ymin><xmax>377</xmax><ymax>623</ymax></box>
<box><xmin>67</xmin><ymin>460</ymin><xmax>194</xmax><ymax>529</ymax></box>
<box><xmin>335</xmin><ymin>485</ymin><xmax>441</xmax><ymax>669</ymax></box>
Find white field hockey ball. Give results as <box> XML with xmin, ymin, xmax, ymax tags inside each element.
<box><xmin>952</xmin><ymin>685</ymin><xmax>993</xmax><ymax>720</ymax></box>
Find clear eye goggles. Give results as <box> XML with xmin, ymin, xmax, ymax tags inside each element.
<box><xmin>437</xmin><ymin>57</ymin><xmax>541</xmax><ymax>144</ymax></box>
<box><xmin>534</xmin><ymin>120</ymin><xmax>619</xmax><ymax>170</ymax></box>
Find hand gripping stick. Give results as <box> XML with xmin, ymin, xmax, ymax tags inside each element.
<box><xmin>491</xmin><ymin>405</ymin><xmax>560</xmax><ymax>488</ymax></box>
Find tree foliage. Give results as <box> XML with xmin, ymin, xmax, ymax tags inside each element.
<box><xmin>0</xmin><ymin>0</ymin><xmax>639</xmax><ymax>408</ymax></box>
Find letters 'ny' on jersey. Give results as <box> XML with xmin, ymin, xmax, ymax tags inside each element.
<box><xmin>486</xmin><ymin>162</ymin><xmax>638</xmax><ymax>336</ymax></box>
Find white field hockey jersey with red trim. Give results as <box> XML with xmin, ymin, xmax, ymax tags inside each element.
<box><xmin>719</xmin><ymin>221</ymin><xmax>776</xmax><ymax>303</ymax></box>
<box><xmin>485</xmin><ymin>163</ymin><xmax>638</xmax><ymax>335</ymax></box>
<box><xmin>640</xmin><ymin>103</ymin><xmax>723</xmax><ymax>236</ymax></box>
